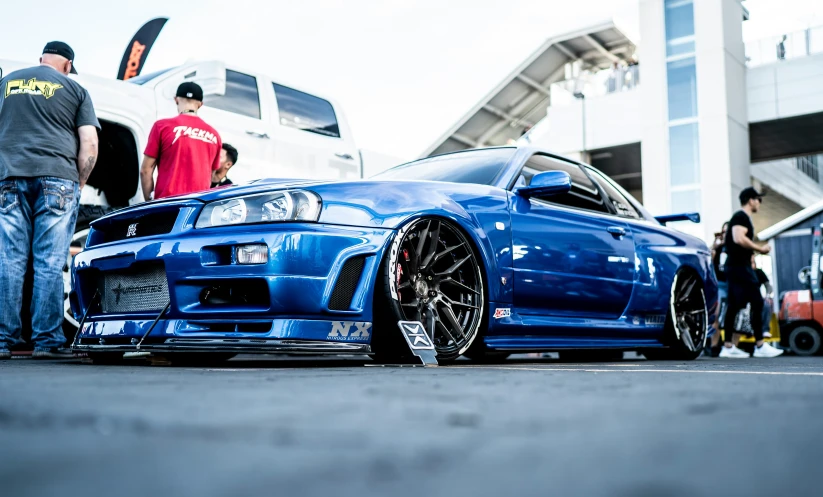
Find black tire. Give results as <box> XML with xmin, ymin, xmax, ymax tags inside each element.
<box><xmin>62</xmin><ymin>205</ymin><xmax>116</xmax><ymax>343</ymax></box>
<box><xmin>558</xmin><ymin>350</ymin><xmax>624</xmax><ymax>362</ymax></box>
<box><xmin>788</xmin><ymin>325</ymin><xmax>822</xmax><ymax>356</ymax></box>
<box><xmin>643</xmin><ymin>270</ymin><xmax>708</xmax><ymax>361</ymax></box>
<box><xmin>157</xmin><ymin>353</ymin><xmax>237</xmax><ymax>366</ymax></box>
<box><xmin>372</xmin><ymin>217</ymin><xmax>486</xmax><ymax>363</ymax></box>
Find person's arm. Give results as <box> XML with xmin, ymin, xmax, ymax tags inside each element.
<box><xmin>211</xmin><ymin>136</ymin><xmax>223</xmax><ymax>184</ymax></box>
<box><xmin>732</xmin><ymin>225</ymin><xmax>771</xmax><ymax>254</ymax></box>
<box><xmin>76</xmin><ymin>125</ymin><xmax>98</xmax><ymax>189</ymax></box>
<box><xmin>140</xmin><ymin>155</ymin><xmax>157</xmax><ymax>201</ymax></box>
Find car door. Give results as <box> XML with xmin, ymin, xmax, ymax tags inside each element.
<box><xmin>509</xmin><ymin>154</ymin><xmax>637</xmax><ymax>320</ymax></box>
<box><xmin>270</xmin><ymin>82</ymin><xmax>360</xmax><ymax>180</ymax></box>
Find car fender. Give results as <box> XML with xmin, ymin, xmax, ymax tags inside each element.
<box><xmin>313</xmin><ymin>181</ymin><xmax>514</xmax><ymax>303</ymax></box>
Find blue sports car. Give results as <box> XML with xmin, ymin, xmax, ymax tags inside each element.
<box><xmin>70</xmin><ymin>146</ymin><xmax>717</xmax><ymax>364</ymax></box>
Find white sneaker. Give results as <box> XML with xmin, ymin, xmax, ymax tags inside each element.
<box><xmin>763</xmin><ymin>331</ymin><xmax>772</xmax><ymax>338</ymax></box>
<box><xmin>719</xmin><ymin>345</ymin><xmax>750</xmax><ymax>358</ymax></box>
<box><xmin>753</xmin><ymin>342</ymin><xmax>784</xmax><ymax>358</ymax></box>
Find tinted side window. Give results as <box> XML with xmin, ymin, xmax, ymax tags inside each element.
<box><xmin>515</xmin><ymin>154</ymin><xmax>610</xmax><ymax>214</ymax></box>
<box><xmin>586</xmin><ymin>167</ymin><xmax>642</xmax><ymax>219</ymax></box>
<box><xmin>203</xmin><ymin>70</ymin><xmax>261</xmax><ymax>119</ymax></box>
<box><xmin>273</xmin><ymin>83</ymin><xmax>340</xmax><ymax>138</ymax></box>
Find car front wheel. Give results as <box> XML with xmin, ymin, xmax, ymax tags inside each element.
<box><xmin>374</xmin><ymin>217</ymin><xmax>486</xmax><ymax>363</ymax></box>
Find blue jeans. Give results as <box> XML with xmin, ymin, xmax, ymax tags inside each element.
<box><xmin>0</xmin><ymin>177</ymin><xmax>79</xmax><ymax>350</ymax></box>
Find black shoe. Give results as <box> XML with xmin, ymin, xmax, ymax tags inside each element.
<box><xmin>32</xmin><ymin>348</ymin><xmax>75</xmax><ymax>359</ymax></box>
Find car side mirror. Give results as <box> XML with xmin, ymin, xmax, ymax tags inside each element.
<box><xmin>655</xmin><ymin>212</ymin><xmax>701</xmax><ymax>225</ymax></box>
<box><xmin>514</xmin><ymin>171</ymin><xmax>572</xmax><ymax>199</ymax></box>
<box><xmin>799</xmin><ymin>266</ymin><xmax>812</xmax><ymax>285</ymax></box>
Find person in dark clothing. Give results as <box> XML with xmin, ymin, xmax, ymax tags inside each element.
<box><xmin>211</xmin><ymin>143</ymin><xmax>237</xmax><ymax>188</ymax></box>
<box><xmin>719</xmin><ymin>187</ymin><xmax>783</xmax><ymax>358</ymax></box>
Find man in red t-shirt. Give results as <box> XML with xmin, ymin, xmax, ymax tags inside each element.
<box><xmin>140</xmin><ymin>82</ymin><xmax>222</xmax><ymax>200</ymax></box>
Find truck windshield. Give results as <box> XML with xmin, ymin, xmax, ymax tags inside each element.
<box><xmin>372</xmin><ymin>147</ymin><xmax>516</xmax><ymax>186</ymax></box>
<box><xmin>127</xmin><ymin>67</ymin><xmax>177</xmax><ymax>85</ymax></box>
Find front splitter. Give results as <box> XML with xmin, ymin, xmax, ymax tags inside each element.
<box><xmin>73</xmin><ymin>338</ymin><xmax>372</xmax><ymax>355</ymax></box>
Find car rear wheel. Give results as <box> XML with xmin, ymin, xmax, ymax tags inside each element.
<box><xmin>788</xmin><ymin>325</ymin><xmax>821</xmax><ymax>356</ymax></box>
<box><xmin>643</xmin><ymin>270</ymin><xmax>707</xmax><ymax>361</ymax></box>
<box><xmin>374</xmin><ymin>217</ymin><xmax>485</xmax><ymax>363</ymax></box>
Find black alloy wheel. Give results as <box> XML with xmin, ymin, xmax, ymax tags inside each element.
<box><xmin>381</xmin><ymin>217</ymin><xmax>485</xmax><ymax>362</ymax></box>
<box><xmin>644</xmin><ymin>270</ymin><xmax>707</xmax><ymax>361</ymax></box>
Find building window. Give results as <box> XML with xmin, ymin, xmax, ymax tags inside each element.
<box><xmin>669</xmin><ymin>123</ymin><xmax>700</xmax><ymax>186</ymax></box>
<box><xmin>671</xmin><ymin>189</ymin><xmax>701</xmax><ymax>214</ymax></box>
<box><xmin>666</xmin><ymin>57</ymin><xmax>698</xmax><ymax>120</ymax></box>
<box><xmin>664</xmin><ymin>0</ymin><xmax>701</xmax><ymax>221</ymax></box>
<box><xmin>665</xmin><ymin>0</ymin><xmax>696</xmax><ymax>56</ymax></box>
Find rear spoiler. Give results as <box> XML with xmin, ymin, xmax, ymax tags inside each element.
<box><xmin>655</xmin><ymin>212</ymin><xmax>701</xmax><ymax>225</ymax></box>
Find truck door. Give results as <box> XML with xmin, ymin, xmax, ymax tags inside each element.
<box><xmin>155</xmin><ymin>64</ymin><xmax>276</xmax><ymax>185</ymax></box>
<box><xmin>270</xmin><ymin>82</ymin><xmax>360</xmax><ymax>180</ymax></box>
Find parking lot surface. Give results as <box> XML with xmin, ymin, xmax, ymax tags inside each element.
<box><xmin>1</xmin><ymin>354</ymin><xmax>822</xmax><ymax>497</ymax></box>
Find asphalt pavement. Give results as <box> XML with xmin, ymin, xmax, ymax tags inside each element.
<box><xmin>1</xmin><ymin>353</ymin><xmax>822</xmax><ymax>497</ymax></box>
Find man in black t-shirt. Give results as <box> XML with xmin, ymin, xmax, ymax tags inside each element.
<box><xmin>719</xmin><ymin>187</ymin><xmax>783</xmax><ymax>358</ymax></box>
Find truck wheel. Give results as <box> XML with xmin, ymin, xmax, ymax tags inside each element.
<box><xmin>788</xmin><ymin>326</ymin><xmax>821</xmax><ymax>356</ymax></box>
<box><xmin>63</xmin><ymin>205</ymin><xmax>115</xmax><ymax>342</ymax></box>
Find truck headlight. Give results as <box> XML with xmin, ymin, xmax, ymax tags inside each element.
<box><xmin>196</xmin><ymin>190</ymin><xmax>321</xmax><ymax>228</ymax></box>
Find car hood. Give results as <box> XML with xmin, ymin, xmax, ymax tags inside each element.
<box><xmin>113</xmin><ymin>177</ymin><xmax>508</xmax><ymax>231</ymax></box>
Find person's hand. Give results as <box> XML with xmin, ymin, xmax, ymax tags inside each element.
<box><xmin>759</xmin><ymin>244</ymin><xmax>771</xmax><ymax>255</ymax></box>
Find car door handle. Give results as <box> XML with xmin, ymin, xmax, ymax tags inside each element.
<box><xmin>335</xmin><ymin>153</ymin><xmax>354</xmax><ymax>161</ymax></box>
<box><xmin>607</xmin><ymin>226</ymin><xmax>627</xmax><ymax>238</ymax></box>
<box><xmin>245</xmin><ymin>130</ymin><xmax>270</xmax><ymax>139</ymax></box>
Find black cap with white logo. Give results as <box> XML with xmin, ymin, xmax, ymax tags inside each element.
<box><xmin>43</xmin><ymin>41</ymin><xmax>78</xmax><ymax>74</ymax></box>
<box><xmin>176</xmin><ymin>82</ymin><xmax>204</xmax><ymax>102</ymax></box>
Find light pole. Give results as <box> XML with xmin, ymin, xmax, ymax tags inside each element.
<box><xmin>573</xmin><ymin>91</ymin><xmax>586</xmax><ymax>159</ymax></box>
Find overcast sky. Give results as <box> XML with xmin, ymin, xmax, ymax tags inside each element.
<box><xmin>2</xmin><ymin>0</ymin><xmax>821</xmax><ymax>160</ymax></box>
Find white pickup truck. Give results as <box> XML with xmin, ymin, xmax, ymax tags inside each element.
<box><xmin>0</xmin><ymin>58</ymin><xmax>362</xmax><ymax>339</ymax></box>
<box><xmin>0</xmin><ymin>59</ymin><xmax>362</xmax><ymax>207</ymax></box>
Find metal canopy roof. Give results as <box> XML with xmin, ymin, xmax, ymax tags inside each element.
<box><xmin>422</xmin><ymin>21</ymin><xmax>636</xmax><ymax>158</ymax></box>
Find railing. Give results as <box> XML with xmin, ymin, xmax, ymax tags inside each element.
<box><xmin>796</xmin><ymin>155</ymin><xmax>821</xmax><ymax>184</ymax></box>
<box><xmin>549</xmin><ymin>63</ymin><xmax>640</xmax><ymax>106</ymax></box>
<box><xmin>745</xmin><ymin>26</ymin><xmax>823</xmax><ymax>67</ymax></box>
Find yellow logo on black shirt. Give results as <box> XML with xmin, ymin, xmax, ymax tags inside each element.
<box><xmin>4</xmin><ymin>78</ymin><xmax>64</xmax><ymax>99</ymax></box>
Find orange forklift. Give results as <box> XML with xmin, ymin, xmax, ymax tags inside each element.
<box><xmin>777</xmin><ymin>224</ymin><xmax>823</xmax><ymax>356</ymax></box>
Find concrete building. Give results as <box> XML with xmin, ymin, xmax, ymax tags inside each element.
<box><xmin>423</xmin><ymin>0</ymin><xmax>823</xmax><ymax>242</ymax></box>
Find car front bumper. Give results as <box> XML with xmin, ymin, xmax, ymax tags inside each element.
<box><xmin>71</xmin><ymin>221</ymin><xmax>394</xmax><ymax>353</ymax></box>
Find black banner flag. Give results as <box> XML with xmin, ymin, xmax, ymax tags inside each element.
<box><xmin>117</xmin><ymin>18</ymin><xmax>168</xmax><ymax>81</ymax></box>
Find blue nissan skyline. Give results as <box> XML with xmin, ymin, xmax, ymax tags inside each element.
<box><xmin>70</xmin><ymin>146</ymin><xmax>717</xmax><ymax>364</ymax></box>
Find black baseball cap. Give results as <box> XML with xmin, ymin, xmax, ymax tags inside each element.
<box><xmin>739</xmin><ymin>186</ymin><xmax>764</xmax><ymax>205</ymax></box>
<box><xmin>176</xmin><ymin>82</ymin><xmax>204</xmax><ymax>102</ymax></box>
<box><xmin>43</xmin><ymin>41</ymin><xmax>77</xmax><ymax>74</ymax></box>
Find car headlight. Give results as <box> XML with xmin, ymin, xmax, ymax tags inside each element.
<box><xmin>195</xmin><ymin>190</ymin><xmax>322</xmax><ymax>228</ymax></box>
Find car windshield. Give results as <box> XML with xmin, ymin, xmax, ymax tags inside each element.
<box><xmin>127</xmin><ymin>67</ymin><xmax>178</xmax><ymax>85</ymax></box>
<box><xmin>372</xmin><ymin>148</ymin><xmax>516</xmax><ymax>185</ymax></box>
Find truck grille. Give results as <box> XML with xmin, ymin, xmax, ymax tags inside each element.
<box><xmin>100</xmin><ymin>263</ymin><xmax>170</xmax><ymax>314</ymax></box>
